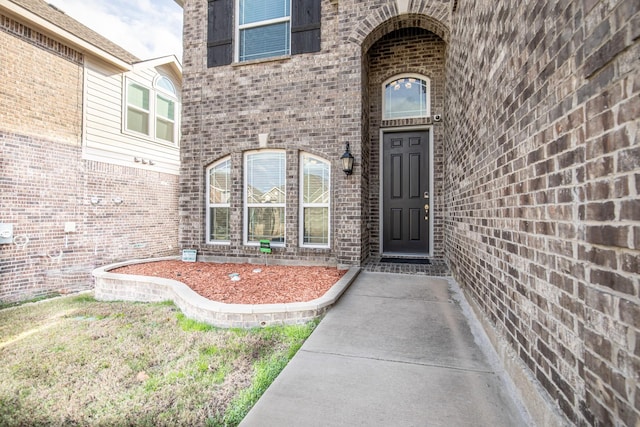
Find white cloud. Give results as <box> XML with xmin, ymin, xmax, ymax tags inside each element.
<box><xmin>47</xmin><ymin>0</ymin><xmax>183</xmax><ymax>61</ymax></box>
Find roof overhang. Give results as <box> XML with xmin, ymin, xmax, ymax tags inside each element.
<box><xmin>133</xmin><ymin>55</ymin><xmax>182</xmax><ymax>77</ymax></box>
<box><xmin>174</xmin><ymin>0</ymin><xmax>183</xmax><ymax>7</ymax></box>
<box><xmin>0</xmin><ymin>0</ymin><xmax>132</xmax><ymax>70</ymax></box>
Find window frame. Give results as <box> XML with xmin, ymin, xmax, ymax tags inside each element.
<box><xmin>381</xmin><ymin>74</ymin><xmax>431</xmax><ymax>120</ymax></box>
<box><xmin>125</xmin><ymin>82</ymin><xmax>150</xmax><ymax>136</ymax></box>
<box><xmin>299</xmin><ymin>153</ymin><xmax>331</xmax><ymax>249</ymax></box>
<box><xmin>235</xmin><ymin>0</ymin><xmax>291</xmax><ymax>62</ymax></box>
<box><xmin>243</xmin><ymin>150</ymin><xmax>287</xmax><ymax>246</ymax></box>
<box><xmin>206</xmin><ymin>157</ymin><xmax>232</xmax><ymax>245</ymax></box>
<box><xmin>123</xmin><ymin>76</ymin><xmax>180</xmax><ymax>145</ymax></box>
<box><xmin>155</xmin><ymin>93</ymin><xmax>176</xmax><ymax>143</ymax></box>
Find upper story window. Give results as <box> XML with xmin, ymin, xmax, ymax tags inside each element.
<box><xmin>244</xmin><ymin>151</ymin><xmax>286</xmax><ymax>245</ymax></box>
<box><xmin>382</xmin><ymin>74</ymin><xmax>430</xmax><ymax>120</ymax></box>
<box><xmin>125</xmin><ymin>76</ymin><xmax>180</xmax><ymax>144</ymax></box>
<box><xmin>238</xmin><ymin>0</ymin><xmax>290</xmax><ymax>62</ymax></box>
<box><xmin>126</xmin><ymin>83</ymin><xmax>150</xmax><ymax>135</ymax></box>
<box><xmin>207</xmin><ymin>0</ymin><xmax>321</xmax><ymax>67</ymax></box>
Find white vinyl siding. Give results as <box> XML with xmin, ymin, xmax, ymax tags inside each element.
<box><xmin>82</xmin><ymin>58</ymin><xmax>180</xmax><ymax>174</ymax></box>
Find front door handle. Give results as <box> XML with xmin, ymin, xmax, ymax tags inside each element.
<box><xmin>424</xmin><ymin>204</ymin><xmax>429</xmax><ymax>211</ymax></box>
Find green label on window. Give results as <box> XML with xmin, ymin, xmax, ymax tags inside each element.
<box><xmin>260</xmin><ymin>240</ymin><xmax>272</xmax><ymax>254</ymax></box>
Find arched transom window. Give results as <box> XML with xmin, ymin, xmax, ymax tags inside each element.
<box><xmin>382</xmin><ymin>74</ymin><xmax>430</xmax><ymax>120</ymax></box>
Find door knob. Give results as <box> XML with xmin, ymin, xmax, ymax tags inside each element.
<box><xmin>424</xmin><ymin>204</ymin><xmax>429</xmax><ymax>211</ymax></box>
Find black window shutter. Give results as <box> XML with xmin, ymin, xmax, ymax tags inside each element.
<box><xmin>207</xmin><ymin>0</ymin><xmax>233</xmax><ymax>67</ymax></box>
<box><xmin>291</xmin><ymin>0</ymin><xmax>321</xmax><ymax>55</ymax></box>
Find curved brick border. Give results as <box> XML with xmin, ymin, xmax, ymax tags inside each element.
<box><xmin>92</xmin><ymin>257</ymin><xmax>361</xmax><ymax>328</ymax></box>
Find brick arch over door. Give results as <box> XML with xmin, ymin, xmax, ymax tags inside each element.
<box><xmin>352</xmin><ymin>13</ymin><xmax>450</xmax><ymax>54</ymax></box>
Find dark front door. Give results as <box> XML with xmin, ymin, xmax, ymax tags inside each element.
<box><xmin>382</xmin><ymin>131</ymin><xmax>430</xmax><ymax>255</ymax></box>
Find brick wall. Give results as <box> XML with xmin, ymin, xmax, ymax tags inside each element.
<box><xmin>0</xmin><ymin>14</ymin><xmax>179</xmax><ymax>302</ymax></box>
<box><xmin>445</xmin><ymin>1</ymin><xmax>639</xmax><ymax>425</ymax></box>
<box><xmin>181</xmin><ymin>0</ymin><xmax>363</xmax><ymax>266</ymax></box>
<box><xmin>0</xmin><ymin>134</ymin><xmax>180</xmax><ymax>303</ymax></box>
<box><xmin>181</xmin><ymin>0</ymin><xmax>452</xmax><ymax>265</ymax></box>
<box><xmin>0</xmin><ymin>15</ymin><xmax>83</xmax><ymax>144</ymax></box>
<box><xmin>181</xmin><ymin>0</ymin><xmax>638</xmax><ymax>421</ymax></box>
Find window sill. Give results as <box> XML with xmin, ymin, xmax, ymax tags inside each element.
<box><xmin>244</xmin><ymin>242</ymin><xmax>286</xmax><ymax>248</ymax></box>
<box><xmin>380</xmin><ymin>117</ymin><xmax>433</xmax><ymax>128</ymax></box>
<box><xmin>300</xmin><ymin>245</ymin><xmax>331</xmax><ymax>250</ymax></box>
<box><xmin>122</xmin><ymin>129</ymin><xmax>179</xmax><ymax>148</ymax></box>
<box><xmin>232</xmin><ymin>55</ymin><xmax>291</xmax><ymax>67</ymax></box>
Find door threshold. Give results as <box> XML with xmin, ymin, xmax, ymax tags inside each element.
<box><xmin>379</xmin><ymin>257</ymin><xmax>431</xmax><ymax>265</ymax></box>
<box><xmin>380</xmin><ymin>253</ymin><xmax>430</xmax><ymax>259</ymax></box>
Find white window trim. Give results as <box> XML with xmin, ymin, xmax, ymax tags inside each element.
<box><xmin>123</xmin><ymin>76</ymin><xmax>180</xmax><ymax>146</ymax></box>
<box><xmin>154</xmin><ymin>75</ymin><xmax>177</xmax><ymax>96</ymax></box>
<box><xmin>235</xmin><ymin>0</ymin><xmax>291</xmax><ymax>63</ymax></box>
<box><xmin>243</xmin><ymin>150</ymin><xmax>287</xmax><ymax>247</ymax></box>
<box><xmin>381</xmin><ymin>73</ymin><xmax>431</xmax><ymax>120</ymax></box>
<box><xmin>206</xmin><ymin>157</ymin><xmax>232</xmax><ymax>245</ymax></box>
<box><xmin>299</xmin><ymin>153</ymin><xmax>331</xmax><ymax>249</ymax></box>
<box><xmin>124</xmin><ymin>81</ymin><xmax>150</xmax><ymax>137</ymax></box>
<box><xmin>155</xmin><ymin>93</ymin><xmax>176</xmax><ymax>143</ymax></box>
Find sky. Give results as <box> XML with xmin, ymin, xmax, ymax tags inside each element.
<box><xmin>47</xmin><ymin>0</ymin><xmax>183</xmax><ymax>61</ymax></box>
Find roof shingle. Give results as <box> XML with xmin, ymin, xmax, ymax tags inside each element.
<box><xmin>8</xmin><ymin>0</ymin><xmax>139</xmax><ymax>63</ymax></box>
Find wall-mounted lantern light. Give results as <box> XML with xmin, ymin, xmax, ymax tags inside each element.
<box><xmin>341</xmin><ymin>142</ymin><xmax>354</xmax><ymax>176</ymax></box>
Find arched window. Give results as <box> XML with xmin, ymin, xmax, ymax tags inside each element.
<box><xmin>382</xmin><ymin>74</ymin><xmax>430</xmax><ymax>120</ymax></box>
<box><xmin>155</xmin><ymin>76</ymin><xmax>176</xmax><ymax>95</ymax></box>
<box><xmin>300</xmin><ymin>153</ymin><xmax>330</xmax><ymax>247</ymax></box>
<box><xmin>206</xmin><ymin>157</ymin><xmax>231</xmax><ymax>243</ymax></box>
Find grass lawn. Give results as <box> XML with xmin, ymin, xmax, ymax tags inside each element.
<box><xmin>0</xmin><ymin>293</ymin><xmax>318</xmax><ymax>426</ymax></box>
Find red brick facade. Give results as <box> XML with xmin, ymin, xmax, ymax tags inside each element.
<box><xmin>0</xmin><ymin>11</ymin><xmax>179</xmax><ymax>302</ymax></box>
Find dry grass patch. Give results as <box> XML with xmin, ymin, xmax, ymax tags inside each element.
<box><xmin>0</xmin><ymin>294</ymin><xmax>317</xmax><ymax>426</ymax></box>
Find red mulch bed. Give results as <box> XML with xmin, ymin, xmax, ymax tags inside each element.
<box><xmin>111</xmin><ymin>260</ymin><xmax>346</xmax><ymax>305</ymax></box>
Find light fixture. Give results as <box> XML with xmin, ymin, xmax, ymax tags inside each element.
<box><xmin>112</xmin><ymin>197</ymin><xmax>123</xmax><ymax>205</ymax></box>
<box><xmin>90</xmin><ymin>196</ymin><xmax>101</xmax><ymax>205</ymax></box>
<box><xmin>340</xmin><ymin>142</ymin><xmax>354</xmax><ymax>176</ymax></box>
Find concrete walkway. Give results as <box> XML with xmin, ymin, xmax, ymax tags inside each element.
<box><xmin>240</xmin><ymin>272</ymin><xmax>532</xmax><ymax>427</ymax></box>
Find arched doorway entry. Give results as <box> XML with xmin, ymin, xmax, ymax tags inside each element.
<box><xmin>362</xmin><ymin>21</ymin><xmax>447</xmax><ymax>259</ymax></box>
